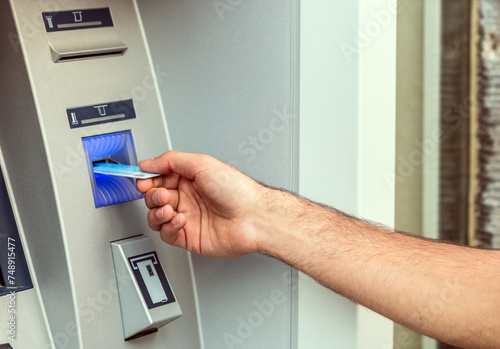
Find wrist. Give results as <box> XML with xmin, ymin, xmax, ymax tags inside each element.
<box><xmin>252</xmin><ymin>186</ymin><xmax>305</xmax><ymax>258</ymax></box>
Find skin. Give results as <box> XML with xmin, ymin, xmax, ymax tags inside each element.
<box><xmin>137</xmin><ymin>150</ymin><xmax>500</xmax><ymax>349</ymax></box>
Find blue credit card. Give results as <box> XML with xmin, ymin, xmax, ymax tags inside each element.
<box><xmin>93</xmin><ymin>163</ymin><xmax>161</xmax><ymax>179</ymax></box>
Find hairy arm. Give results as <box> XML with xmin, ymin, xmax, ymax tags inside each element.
<box><xmin>256</xmin><ymin>189</ymin><xmax>500</xmax><ymax>348</ymax></box>
<box><xmin>138</xmin><ymin>151</ymin><xmax>500</xmax><ymax>348</ymax></box>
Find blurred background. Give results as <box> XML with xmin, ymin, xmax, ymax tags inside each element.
<box><xmin>396</xmin><ymin>0</ymin><xmax>498</xmax><ymax>348</ymax></box>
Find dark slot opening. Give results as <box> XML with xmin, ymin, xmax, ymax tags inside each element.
<box><xmin>92</xmin><ymin>159</ymin><xmax>119</xmax><ymax>166</ymax></box>
<box><xmin>56</xmin><ymin>48</ymin><xmax>126</xmax><ymax>63</ymax></box>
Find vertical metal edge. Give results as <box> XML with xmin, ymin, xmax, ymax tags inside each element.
<box><xmin>132</xmin><ymin>0</ymin><xmax>173</xmax><ymax>151</ymax></box>
<box><xmin>0</xmin><ymin>1</ymin><xmax>75</xmax><ymax>347</ymax></box>
<box><xmin>290</xmin><ymin>0</ymin><xmax>300</xmax><ymax>348</ymax></box>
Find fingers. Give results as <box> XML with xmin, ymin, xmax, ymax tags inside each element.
<box><xmin>147</xmin><ymin>204</ymin><xmax>175</xmax><ymax>231</ymax></box>
<box><xmin>137</xmin><ymin>174</ymin><xmax>178</xmax><ymax>192</ymax></box>
<box><xmin>138</xmin><ymin>151</ymin><xmax>194</xmax><ymax>248</ymax></box>
<box><xmin>143</xmin><ymin>187</ymin><xmax>179</xmax><ymax>209</ymax></box>
<box><xmin>139</xmin><ymin>150</ymin><xmax>213</xmax><ymax>181</ymax></box>
<box><xmin>144</xmin><ymin>187</ymin><xmax>168</xmax><ymax>208</ymax></box>
<box><xmin>158</xmin><ymin>213</ymin><xmax>187</xmax><ymax>246</ymax></box>
<box><xmin>136</xmin><ymin>176</ymin><xmax>164</xmax><ymax>193</ymax></box>
<box><xmin>136</xmin><ymin>178</ymin><xmax>154</xmax><ymax>193</ymax></box>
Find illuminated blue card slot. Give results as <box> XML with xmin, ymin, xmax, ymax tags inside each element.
<box><xmin>83</xmin><ymin>131</ymin><xmax>143</xmax><ymax>208</ymax></box>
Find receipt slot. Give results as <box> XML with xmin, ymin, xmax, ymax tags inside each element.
<box><xmin>111</xmin><ymin>236</ymin><xmax>182</xmax><ymax>340</ymax></box>
<box><xmin>0</xmin><ymin>1</ymin><xmax>201</xmax><ymax>348</ymax></box>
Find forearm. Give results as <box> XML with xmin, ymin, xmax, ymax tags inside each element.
<box><xmin>256</xmin><ymin>188</ymin><xmax>500</xmax><ymax>348</ymax></box>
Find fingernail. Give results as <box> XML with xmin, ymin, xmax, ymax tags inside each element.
<box><xmin>153</xmin><ymin>190</ymin><xmax>162</xmax><ymax>205</ymax></box>
<box><xmin>171</xmin><ymin>214</ymin><xmax>179</xmax><ymax>226</ymax></box>
<box><xmin>156</xmin><ymin>207</ymin><xmax>164</xmax><ymax>220</ymax></box>
<box><xmin>139</xmin><ymin>159</ymin><xmax>152</xmax><ymax>168</ymax></box>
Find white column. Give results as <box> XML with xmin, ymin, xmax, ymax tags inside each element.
<box><xmin>356</xmin><ymin>0</ymin><xmax>397</xmax><ymax>347</ymax></box>
<box><xmin>299</xmin><ymin>0</ymin><xmax>397</xmax><ymax>347</ymax></box>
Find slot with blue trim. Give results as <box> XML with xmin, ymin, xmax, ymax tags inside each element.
<box><xmin>82</xmin><ymin>130</ymin><xmax>143</xmax><ymax>208</ymax></box>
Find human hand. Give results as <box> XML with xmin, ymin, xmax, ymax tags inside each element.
<box><xmin>137</xmin><ymin>151</ymin><xmax>267</xmax><ymax>258</ymax></box>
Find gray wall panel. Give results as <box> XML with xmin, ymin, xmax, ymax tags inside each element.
<box><xmin>137</xmin><ymin>1</ymin><xmax>299</xmax><ymax>348</ymax></box>
<box><xmin>137</xmin><ymin>0</ymin><xmax>298</xmax><ymax>188</ymax></box>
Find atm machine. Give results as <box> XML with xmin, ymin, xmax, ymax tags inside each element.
<box><xmin>0</xmin><ymin>1</ymin><xmax>201</xmax><ymax>348</ymax></box>
<box><xmin>0</xmin><ymin>1</ymin><xmax>395</xmax><ymax>348</ymax></box>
